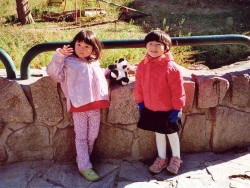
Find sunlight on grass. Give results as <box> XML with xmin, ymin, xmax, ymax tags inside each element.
<box><xmin>0</xmin><ymin>0</ymin><xmax>249</xmax><ymax>70</ymax></box>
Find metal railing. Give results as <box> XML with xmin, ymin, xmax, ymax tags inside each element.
<box><xmin>0</xmin><ymin>48</ymin><xmax>17</xmax><ymax>79</ymax></box>
<box><xmin>1</xmin><ymin>34</ymin><xmax>250</xmax><ymax>80</ymax></box>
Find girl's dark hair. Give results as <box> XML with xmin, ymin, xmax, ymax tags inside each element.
<box><xmin>144</xmin><ymin>30</ymin><xmax>172</xmax><ymax>52</ymax></box>
<box><xmin>69</xmin><ymin>30</ymin><xmax>103</xmax><ymax>61</ymax></box>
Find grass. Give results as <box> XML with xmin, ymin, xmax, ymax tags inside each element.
<box><xmin>0</xmin><ymin>0</ymin><xmax>147</xmax><ymax>69</ymax></box>
<box><xmin>0</xmin><ymin>0</ymin><xmax>250</xmax><ymax>70</ymax></box>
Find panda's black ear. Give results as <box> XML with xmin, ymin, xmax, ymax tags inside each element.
<box><xmin>118</xmin><ymin>58</ymin><xmax>125</xmax><ymax>63</ymax></box>
<box><xmin>108</xmin><ymin>65</ymin><xmax>115</xmax><ymax>69</ymax></box>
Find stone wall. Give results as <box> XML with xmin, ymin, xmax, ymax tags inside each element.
<box><xmin>0</xmin><ymin>61</ymin><xmax>250</xmax><ymax>165</ymax></box>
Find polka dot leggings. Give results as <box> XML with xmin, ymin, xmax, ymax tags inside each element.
<box><xmin>72</xmin><ymin>109</ymin><xmax>100</xmax><ymax>171</ymax></box>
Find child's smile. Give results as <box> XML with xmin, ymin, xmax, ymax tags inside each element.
<box><xmin>146</xmin><ymin>41</ymin><xmax>165</xmax><ymax>58</ymax></box>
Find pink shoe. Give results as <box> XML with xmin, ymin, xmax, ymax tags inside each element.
<box><xmin>167</xmin><ymin>156</ymin><xmax>183</xmax><ymax>175</ymax></box>
<box><xmin>149</xmin><ymin>157</ymin><xmax>168</xmax><ymax>174</ymax></box>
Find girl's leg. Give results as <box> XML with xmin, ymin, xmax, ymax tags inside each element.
<box><xmin>166</xmin><ymin>132</ymin><xmax>182</xmax><ymax>174</ymax></box>
<box><xmin>167</xmin><ymin>132</ymin><xmax>180</xmax><ymax>158</ymax></box>
<box><xmin>87</xmin><ymin>109</ymin><xmax>101</xmax><ymax>155</ymax></box>
<box><xmin>73</xmin><ymin>112</ymin><xmax>92</xmax><ymax>170</ymax></box>
<box><xmin>149</xmin><ymin>132</ymin><xmax>168</xmax><ymax>173</ymax></box>
<box><xmin>155</xmin><ymin>132</ymin><xmax>167</xmax><ymax>159</ymax></box>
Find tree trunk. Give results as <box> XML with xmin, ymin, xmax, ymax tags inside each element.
<box><xmin>15</xmin><ymin>0</ymin><xmax>35</xmax><ymax>25</ymax></box>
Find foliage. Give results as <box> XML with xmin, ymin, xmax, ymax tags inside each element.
<box><xmin>0</xmin><ymin>0</ymin><xmax>249</xmax><ymax>70</ymax></box>
<box><xmin>191</xmin><ymin>45</ymin><xmax>249</xmax><ymax>69</ymax></box>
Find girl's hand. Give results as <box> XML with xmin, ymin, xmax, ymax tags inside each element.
<box><xmin>169</xmin><ymin>109</ymin><xmax>182</xmax><ymax>122</ymax></box>
<box><xmin>138</xmin><ymin>102</ymin><xmax>144</xmax><ymax>116</ymax></box>
<box><xmin>59</xmin><ymin>45</ymin><xmax>73</xmax><ymax>56</ymax></box>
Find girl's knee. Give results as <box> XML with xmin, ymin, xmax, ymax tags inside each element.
<box><xmin>75</xmin><ymin>134</ymin><xmax>88</xmax><ymax>140</ymax></box>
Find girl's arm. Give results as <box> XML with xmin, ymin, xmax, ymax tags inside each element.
<box><xmin>167</xmin><ymin>63</ymin><xmax>186</xmax><ymax>110</ymax></box>
<box><xmin>46</xmin><ymin>50</ymin><xmax>66</xmax><ymax>82</ymax></box>
<box><xmin>46</xmin><ymin>45</ymin><xmax>73</xmax><ymax>82</ymax></box>
<box><xmin>134</xmin><ymin>63</ymin><xmax>144</xmax><ymax>103</ymax></box>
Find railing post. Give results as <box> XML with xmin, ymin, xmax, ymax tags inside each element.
<box><xmin>20</xmin><ymin>42</ymin><xmax>67</xmax><ymax>80</ymax></box>
<box><xmin>0</xmin><ymin>48</ymin><xmax>17</xmax><ymax>79</ymax></box>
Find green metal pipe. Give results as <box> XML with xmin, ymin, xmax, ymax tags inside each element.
<box><xmin>0</xmin><ymin>48</ymin><xmax>17</xmax><ymax>79</ymax></box>
<box><xmin>20</xmin><ymin>42</ymin><xmax>67</xmax><ymax>80</ymax></box>
<box><xmin>20</xmin><ymin>34</ymin><xmax>250</xmax><ymax>80</ymax></box>
<box><xmin>172</xmin><ymin>34</ymin><xmax>250</xmax><ymax>47</ymax></box>
<box><xmin>102</xmin><ymin>34</ymin><xmax>250</xmax><ymax>48</ymax></box>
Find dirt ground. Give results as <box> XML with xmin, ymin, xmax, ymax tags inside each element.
<box><xmin>34</xmin><ymin>0</ymin><xmax>250</xmax><ymax>37</ymax></box>
<box><xmin>134</xmin><ymin>0</ymin><xmax>236</xmax><ymax>14</ymax></box>
<box><xmin>39</xmin><ymin>0</ymin><xmax>249</xmax><ymax>69</ymax></box>
<box><xmin>131</xmin><ymin>0</ymin><xmax>250</xmax><ymax>36</ymax></box>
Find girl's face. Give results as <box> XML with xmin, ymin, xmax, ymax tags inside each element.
<box><xmin>75</xmin><ymin>40</ymin><xmax>93</xmax><ymax>59</ymax></box>
<box><xmin>146</xmin><ymin>41</ymin><xmax>165</xmax><ymax>58</ymax></box>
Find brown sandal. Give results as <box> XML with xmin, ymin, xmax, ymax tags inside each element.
<box><xmin>167</xmin><ymin>156</ymin><xmax>183</xmax><ymax>175</ymax></box>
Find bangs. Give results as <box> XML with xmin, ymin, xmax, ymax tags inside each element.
<box><xmin>144</xmin><ymin>30</ymin><xmax>172</xmax><ymax>51</ymax></box>
<box><xmin>144</xmin><ymin>32</ymin><xmax>161</xmax><ymax>44</ymax></box>
<box><xmin>77</xmin><ymin>35</ymin><xmax>93</xmax><ymax>45</ymax></box>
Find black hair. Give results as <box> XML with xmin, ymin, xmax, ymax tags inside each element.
<box><xmin>69</xmin><ymin>30</ymin><xmax>103</xmax><ymax>61</ymax></box>
<box><xmin>144</xmin><ymin>30</ymin><xmax>172</xmax><ymax>52</ymax></box>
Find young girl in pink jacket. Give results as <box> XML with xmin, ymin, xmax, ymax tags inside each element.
<box><xmin>46</xmin><ymin>30</ymin><xmax>109</xmax><ymax>181</ymax></box>
<box><xmin>134</xmin><ymin>30</ymin><xmax>186</xmax><ymax>175</ymax></box>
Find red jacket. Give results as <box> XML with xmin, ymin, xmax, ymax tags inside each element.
<box><xmin>134</xmin><ymin>52</ymin><xmax>185</xmax><ymax>111</ymax></box>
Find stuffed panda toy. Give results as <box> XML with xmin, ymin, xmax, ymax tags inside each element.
<box><xmin>108</xmin><ymin>58</ymin><xmax>130</xmax><ymax>85</ymax></box>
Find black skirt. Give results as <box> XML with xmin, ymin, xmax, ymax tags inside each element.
<box><xmin>137</xmin><ymin>107</ymin><xmax>182</xmax><ymax>134</ymax></box>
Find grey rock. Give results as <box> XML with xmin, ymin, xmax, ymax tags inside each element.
<box><xmin>183</xmin><ymin>81</ymin><xmax>195</xmax><ymax>112</ymax></box>
<box><xmin>0</xmin><ymin>78</ymin><xmax>33</xmax><ymax>123</ymax></box>
<box><xmin>212</xmin><ymin>106</ymin><xmax>250</xmax><ymax>151</ymax></box>
<box><xmin>0</xmin><ymin>161</ymin><xmax>35</xmax><ymax>188</ymax></box>
<box><xmin>31</xmin><ymin>77</ymin><xmax>63</xmax><ymax>126</ymax></box>
<box><xmin>0</xmin><ymin>150</ymin><xmax>250</xmax><ymax>188</ymax></box>
<box><xmin>119</xmin><ymin>161</ymin><xmax>154</xmax><ymax>182</ymax></box>
<box><xmin>193</xmin><ymin>75</ymin><xmax>229</xmax><ymax>108</ymax></box>
<box><xmin>95</xmin><ymin>124</ymin><xmax>133</xmax><ymax>159</ymax></box>
<box><xmin>180</xmin><ymin>114</ymin><xmax>211</xmax><ymax>152</ymax></box>
<box><xmin>230</xmin><ymin>74</ymin><xmax>250</xmax><ymax>107</ymax></box>
<box><xmin>108</xmin><ymin>83</ymin><xmax>139</xmax><ymax>124</ymax></box>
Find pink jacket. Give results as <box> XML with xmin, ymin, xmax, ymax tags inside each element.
<box><xmin>134</xmin><ymin>52</ymin><xmax>185</xmax><ymax>111</ymax></box>
<box><xmin>46</xmin><ymin>50</ymin><xmax>109</xmax><ymax>112</ymax></box>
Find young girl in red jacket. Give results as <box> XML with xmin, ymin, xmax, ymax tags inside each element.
<box><xmin>134</xmin><ymin>30</ymin><xmax>186</xmax><ymax>175</ymax></box>
<box><xmin>46</xmin><ymin>30</ymin><xmax>109</xmax><ymax>181</ymax></box>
